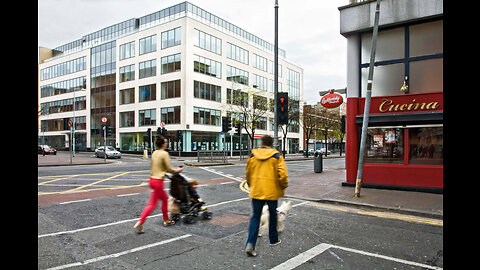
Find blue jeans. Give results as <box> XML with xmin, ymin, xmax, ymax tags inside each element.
<box><xmin>246</xmin><ymin>199</ymin><xmax>278</xmax><ymax>248</ymax></box>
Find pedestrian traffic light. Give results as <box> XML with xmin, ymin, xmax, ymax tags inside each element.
<box><xmin>235</xmin><ymin>123</ymin><xmax>241</xmax><ymax>136</ymax></box>
<box><xmin>176</xmin><ymin>130</ymin><xmax>182</xmax><ymax>140</ymax></box>
<box><xmin>222</xmin><ymin>117</ymin><xmax>232</xmax><ymax>133</ymax></box>
<box><xmin>277</xmin><ymin>92</ymin><xmax>288</xmax><ymax>125</ymax></box>
<box><xmin>101</xmin><ymin>124</ymin><xmax>107</xmax><ymax>137</ymax></box>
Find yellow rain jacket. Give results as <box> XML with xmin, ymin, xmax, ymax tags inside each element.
<box><xmin>246</xmin><ymin>147</ymin><xmax>288</xmax><ymax>200</ymax></box>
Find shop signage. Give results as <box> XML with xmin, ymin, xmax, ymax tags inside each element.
<box><xmin>320</xmin><ymin>92</ymin><xmax>343</xmax><ymax>108</ymax></box>
<box><xmin>378</xmin><ymin>98</ymin><xmax>440</xmax><ymax>113</ymax></box>
<box><xmin>359</xmin><ymin>93</ymin><xmax>443</xmax><ymax>114</ymax></box>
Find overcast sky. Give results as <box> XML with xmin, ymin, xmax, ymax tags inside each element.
<box><xmin>38</xmin><ymin>0</ymin><xmax>348</xmax><ymax>105</ymax></box>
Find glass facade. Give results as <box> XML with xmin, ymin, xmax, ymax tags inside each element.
<box><xmin>90</xmin><ymin>41</ymin><xmax>116</xmax><ymax>149</ymax></box>
<box><xmin>360</xmin><ymin>19</ymin><xmax>443</xmax><ymax>96</ymax></box>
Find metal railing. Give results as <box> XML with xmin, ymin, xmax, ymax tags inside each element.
<box><xmin>196</xmin><ymin>149</ymin><xmax>251</xmax><ymax>163</ymax></box>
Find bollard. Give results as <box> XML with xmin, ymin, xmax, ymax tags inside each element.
<box><xmin>314</xmin><ymin>151</ymin><xmax>323</xmax><ymax>173</ymax></box>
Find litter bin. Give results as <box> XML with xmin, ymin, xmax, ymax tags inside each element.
<box><xmin>314</xmin><ymin>151</ymin><xmax>323</xmax><ymax>173</ymax></box>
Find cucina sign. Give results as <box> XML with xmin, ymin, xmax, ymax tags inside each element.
<box><xmin>378</xmin><ymin>98</ymin><xmax>440</xmax><ymax>113</ymax></box>
<box><xmin>320</xmin><ymin>93</ymin><xmax>343</xmax><ymax>108</ymax></box>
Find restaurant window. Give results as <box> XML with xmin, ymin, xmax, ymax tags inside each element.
<box><xmin>365</xmin><ymin>127</ymin><xmax>404</xmax><ymax>164</ymax></box>
<box><xmin>409</xmin><ymin>126</ymin><xmax>443</xmax><ymax>165</ymax></box>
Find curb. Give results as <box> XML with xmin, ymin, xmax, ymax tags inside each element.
<box><xmin>284</xmin><ymin>195</ymin><xmax>443</xmax><ymax>220</ymax></box>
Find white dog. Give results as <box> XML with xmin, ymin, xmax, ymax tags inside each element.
<box><xmin>258</xmin><ymin>201</ymin><xmax>292</xmax><ymax>237</ymax></box>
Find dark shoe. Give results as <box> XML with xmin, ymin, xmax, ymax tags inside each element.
<box><xmin>270</xmin><ymin>238</ymin><xmax>281</xmax><ymax>247</ymax></box>
<box><xmin>245</xmin><ymin>243</ymin><xmax>257</xmax><ymax>257</ymax></box>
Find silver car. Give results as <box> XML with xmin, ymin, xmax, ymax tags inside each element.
<box><xmin>95</xmin><ymin>146</ymin><xmax>122</xmax><ymax>159</ymax></box>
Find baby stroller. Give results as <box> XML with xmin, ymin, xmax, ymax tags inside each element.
<box><xmin>168</xmin><ymin>172</ymin><xmax>212</xmax><ymax>224</ymax></box>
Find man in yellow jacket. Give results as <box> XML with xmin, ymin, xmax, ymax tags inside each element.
<box><xmin>245</xmin><ymin>135</ymin><xmax>288</xmax><ymax>257</ymax></box>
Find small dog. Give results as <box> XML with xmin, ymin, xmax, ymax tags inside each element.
<box><xmin>258</xmin><ymin>201</ymin><xmax>292</xmax><ymax>237</ymax></box>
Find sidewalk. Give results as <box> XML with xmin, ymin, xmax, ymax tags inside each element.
<box><xmin>38</xmin><ymin>151</ymin><xmax>116</xmax><ymax>167</ymax></box>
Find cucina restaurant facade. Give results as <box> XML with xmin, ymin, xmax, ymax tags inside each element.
<box><xmin>339</xmin><ymin>0</ymin><xmax>443</xmax><ymax>192</ymax></box>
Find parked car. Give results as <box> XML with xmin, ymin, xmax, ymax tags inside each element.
<box><xmin>319</xmin><ymin>148</ymin><xmax>332</xmax><ymax>155</ymax></box>
<box><xmin>38</xmin><ymin>145</ymin><xmax>57</xmax><ymax>155</ymax></box>
<box><xmin>95</xmin><ymin>146</ymin><xmax>122</xmax><ymax>159</ymax></box>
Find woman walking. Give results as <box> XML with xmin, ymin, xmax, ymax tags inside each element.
<box><xmin>134</xmin><ymin>135</ymin><xmax>183</xmax><ymax>233</ymax></box>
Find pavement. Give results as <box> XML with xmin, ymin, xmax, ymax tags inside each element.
<box><xmin>38</xmin><ymin>151</ymin><xmax>443</xmax><ymax>220</ymax></box>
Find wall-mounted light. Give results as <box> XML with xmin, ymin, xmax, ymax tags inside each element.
<box><xmin>400</xmin><ymin>76</ymin><xmax>408</xmax><ymax>93</ymax></box>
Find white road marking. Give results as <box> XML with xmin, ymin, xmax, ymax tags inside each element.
<box><xmin>270</xmin><ymin>242</ymin><xmax>443</xmax><ymax>270</ymax></box>
<box><xmin>45</xmin><ymin>234</ymin><xmax>192</xmax><ymax>270</ymax></box>
<box><xmin>198</xmin><ymin>167</ymin><xmax>243</xmax><ymax>182</ymax></box>
<box><xmin>116</xmin><ymin>193</ymin><xmax>140</xmax><ymax>197</ymax></box>
<box><xmin>58</xmin><ymin>199</ymin><xmax>91</xmax><ymax>205</ymax></box>
<box><xmin>38</xmin><ymin>197</ymin><xmax>250</xmax><ymax>238</ymax></box>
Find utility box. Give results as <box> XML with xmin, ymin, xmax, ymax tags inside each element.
<box><xmin>314</xmin><ymin>151</ymin><xmax>323</xmax><ymax>173</ymax></box>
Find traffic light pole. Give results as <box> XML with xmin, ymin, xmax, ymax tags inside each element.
<box><xmin>273</xmin><ymin>0</ymin><xmax>279</xmax><ymax>151</ymax></box>
<box><xmin>103</xmin><ymin>125</ymin><xmax>107</xmax><ymax>163</ymax></box>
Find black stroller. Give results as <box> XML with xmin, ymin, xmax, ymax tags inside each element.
<box><xmin>168</xmin><ymin>173</ymin><xmax>212</xmax><ymax>224</ymax></box>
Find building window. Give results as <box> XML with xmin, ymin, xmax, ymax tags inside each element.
<box><xmin>193</xmin><ymin>55</ymin><xmax>221</xmax><ymax>78</ymax></box>
<box><xmin>119</xmin><ymin>64</ymin><xmax>135</xmax><ymax>82</ymax></box>
<box><xmin>161</xmin><ymin>106</ymin><xmax>181</xmax><ymax>124</ymax></box>
<box><xmin>227</xmin><ymin>42</ymin><xmax>249</xmax><ymax>64</ymax></box>
<box><xmin>139</xmin><ymin>83</ymin><xmax>156</xmax><ymax>102</ymax></box>
<box><xmin>193</xmin><ymin>29</ymin><xmax>221</xmax><ymax>55</ymax></box>
<box><xmin>119</xmin><ymin>111</ymin><xmax>135</xmax><ymax>127</ymax></box>
<box><xmin>161</xmin><ymin>27</ymin><xmax>181</xmax><ymax>49</ymax></box>
<box><xmin>40</xmin><ymin>56</ymin><xmax>86</xmax><ymax>81</ymax></box>
<box><xmin>287</xmin><ymin>68</ymin><xmax>300</xmax><ymax>100</ymax></box>
<box><xmin>408</xmin><ymin>126</ymin><xmax>443</xmax><ymax>165</ymax></box>
<box><xmin>119</xmin><ymin>88</ymin><xmax>135</xmax><ymax>104</ymax></box>
<box><xmin>139</xmin><ymin>59</ymin><xmax>157</xmax><ymax>79</ymax></box>
<box><xmin>253</xmin><ymin>74</ymin><xmax>267</xmax><ymax>91</ymax></box>
<box><xmin>161</xmin><ymin>53</ymin><xmax>181</xmax><ymax>74</ymax></box>
<box><xmin>40</xmin><ymin>76</ymin><xmax>86</xmax><ymax>98</ymax></box>
<box><xmin>365</xmin><ymin>127</ymin><xmax>404</xmax><ymax>164</ymax></box>
<box><xmin>268</xmin><ymin>60</ymin><xmax>282</xmax><ymax>76</ymax></box>
<box><xmin>194</xmin><ymin>81</ymin><xmax>221</xmax><ymax>102</ymax></box>
<box><xmin>253</xmin><ymin>54</ymin><xmax>267</xmax><ymax>72</ymax></box>
<box><xmin>119</xmin><ymin>41</ymin><xmax>135</xmax><ymax>60</ymax></box>
<box><xmin>193</xmin><ymin>107</ymin><xmax>221</xmax><ymax>126</ymax></box>
<box><xmin>227</xmin><ymin>88</ymin><xmax>248</xmax><ymax>107</ymax></box>
<box><xmin>359</xmin><ymin>20</ymin><xmax>443</xmax><ymax>96</ymax></box>
<box><xmin>161</xmin><ymin>80</ymin><xmax>181</xmax><ymax>99</ymax></box>
<box><xmin>226</xmin><ymin>65</ymin><xmax>248</xmax><ymax>85</ymax></box>
<box><xmin>139</xmin><ymin>34</ymin><xmax>157</xmax><ymax>55</ymax></box>
<box><xmin>139</xmin><ymin>109</ymin><xmax>156</xmax><ymax>126</ymax></box>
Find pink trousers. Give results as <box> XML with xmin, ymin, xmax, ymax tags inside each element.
<box><xmin>139</xmin><ymin>177</ymin><xmax>169</xmax><ymax>223</ymax></box>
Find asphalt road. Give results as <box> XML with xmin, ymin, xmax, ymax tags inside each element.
<box><xmin>38</xmin><ymin>157</ymin><xmax>443</xmax><ymax>269</ymax></box>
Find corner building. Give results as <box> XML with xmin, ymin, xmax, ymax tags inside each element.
<box><xmin>39</xmin><ymin>1</ymin><xmax>304</xmax><ymax>154</ymax></box>
<box><xmin>339</xmin><ymin>0</ymin><xmax>443</xmax><ymax>192</ymax></box>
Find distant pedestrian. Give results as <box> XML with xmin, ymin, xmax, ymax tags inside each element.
<box><xmin>245</xmin><ymin>135</ymin><xmax>288</xmax><ymax>257</ymax></box>
<box><xmin>134</xmin><ymin>135</ymin><xmax>183</xmax><ymax>233</ymax></box>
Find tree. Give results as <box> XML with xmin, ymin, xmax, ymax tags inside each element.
<box><xmin>315</xmin><ymin>106</ymin><xmax>340</xmax><ymax>156</ymax></box>
<box><xmin>225</xmin><ymin>86</ymin><xmax>270</xmax><ymax>149</ymax></box>
<box><xmin>301</xmin><ymin>104</ymin><xmax>318</xmax><ymax>157</ymax></box>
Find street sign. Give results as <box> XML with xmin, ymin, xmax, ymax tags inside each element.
<box><xmin>160</xmin><ymin>121</ymin><xmax>166</xmax><ymax>127</ymax></box>
<box><xmin>67</xmin><ymin>119</ymin><xmax>73</xmax><ymax>127</ymax></box>
<box><xmin>101</xmin><ymin>117</ymin><xmax>108</xmax><ymax>123</ymax></box>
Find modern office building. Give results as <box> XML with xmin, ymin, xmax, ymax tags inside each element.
<box><xmin>38</xmin><ymin>1</ymin><xmax>304</xmax><ymax>155</ymax></box>
<box><xmin>339</xmin><ymin>0</ymin><xmax>443</xmax><ymax>191</ymax></box>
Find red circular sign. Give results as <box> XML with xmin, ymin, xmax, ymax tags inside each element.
<box><xmin>101</xmin><ymin>117</ymin><xmax>108</xmax><ymax>123</ymax></box>
<box><xmin>320</xmin><ymin>93</ymin><xmax>343</xmax><ymax>108</ymax></box>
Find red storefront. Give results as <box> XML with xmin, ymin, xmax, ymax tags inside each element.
<box><xmin>345</xmin><ymin>92</ymin><xmax>443</xmax><ymax>192</ymax></box>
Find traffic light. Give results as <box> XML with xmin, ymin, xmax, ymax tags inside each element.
<box><xmin>235</xmin><ymin>123</ymin><xmax>241</xmax><ymax>136</ymax></box>
<box><xmin>101</xmin><ymin>124</ymin><xmax>107</xmax><ymax>137</ymax></box>
<box><xmin>222</xmin><ymin>117</ymin><xmax>232</xmax><ymax>133</ymax></box>
<box><xmin>277</xmin><ymin>92</ymin><xmax>288</xmax><ymax>125</ymax></box>
<box><xmin>147</xmin><ymin>128</ymin><xmax>152</xmax><ymax>143</ymax></box>
<box><xmin>340</xmin><ymin>115</ymin><xmax>346</xmax><ymax>134</ymax></box>
<box><xmin>107</xmin><ymin>126</ymin><xmax>114</xmax><ymax>137</ymax></box>
<box><xmin>176</xmin><ymin>130</ymin><xmax>182</xmax><ymax>140</ymax></box>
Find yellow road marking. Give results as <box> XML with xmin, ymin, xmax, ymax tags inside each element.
<box><xmin>38</xmin><ymin>176</ymin><xmax>77</xmax><ymax>185</ymax></box>
<box><xmin>306</xmin><ymin>202</ymin><xmax>443</xmax><ymax>227</ymax></box>
<box><xmin>59</xmin><ymin>172</ymin><xmax>131</xmax><ymax>193</ymax></box>
<box><xmin>239</xmin><ymin>180</ymin><xmax>250</xmax><ymax>194</ymax></box>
